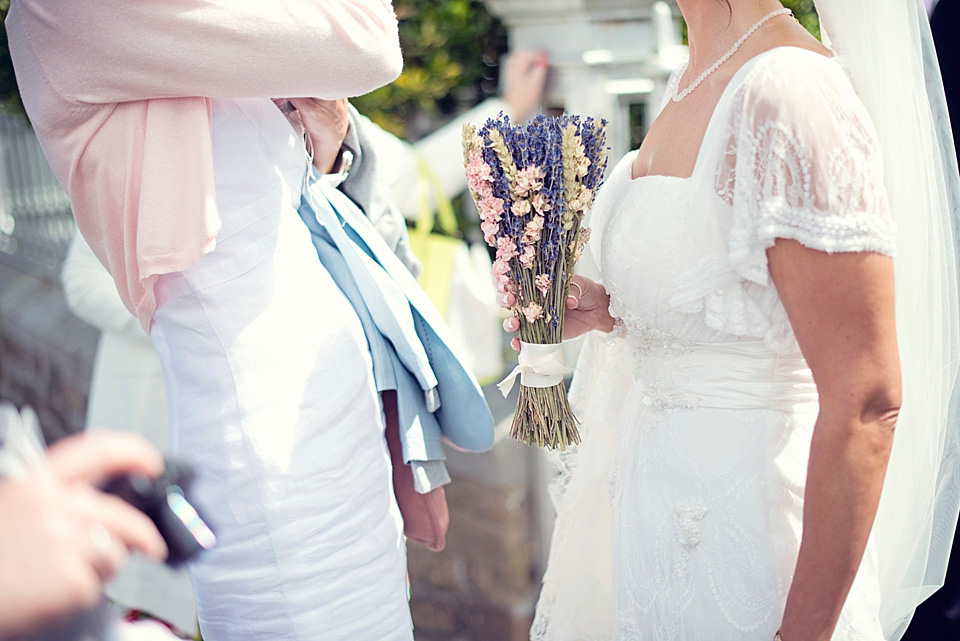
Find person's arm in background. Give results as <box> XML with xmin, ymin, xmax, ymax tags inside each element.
<box><xmin>287</xmin><ymin>52</ymin><xmax>546</xmax><ymax>277</ymax></box>
<box><xmin>0</xmin><ymin>431</ymin><xmax>167</xmax><ymax>639</ymax></box>
<box><xmin>288</xmin><ymin>98</ymin><xmax>351</xmax><ymax>175</ymax></box>
<box><xmin>10</xmin><ymin>0</ymin><xmax>403</xmax><ymax>103</ymax></box>
<box><xmin>61</xmin><ymin>232</ymin><xmax>144</xmax><ymax>342</ymax></box>
<box><xmin>362</xmin><ymin>50</ymin><xmax>549</xmax><ymax>219</ymax></box>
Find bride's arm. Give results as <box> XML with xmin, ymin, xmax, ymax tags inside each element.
<box><xmin>767</xmin><ymin>239</ymin><xmax>900</xmax><ymax>641</ymax></box>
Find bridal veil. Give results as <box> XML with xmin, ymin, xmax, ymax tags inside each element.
<box><xmin>814</xmin><ymin>0</ymin><xmax>960</xmax><ymax>637</ymax></box>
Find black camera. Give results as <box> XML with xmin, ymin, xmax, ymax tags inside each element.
<box><xmin>102</xmin><ymin>460</ymin><xmax>216</xmax><ymax>566</ymax></box>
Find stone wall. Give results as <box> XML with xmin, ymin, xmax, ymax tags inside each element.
<box><xmin>0</xmin><ymin>261</ymin><xmax>95</xmax><ymax>442</ymax></box>
<box><xmin>408</xmin><ymin>439</ymin><xmax>549</xmax><ymax>641</ymax></box>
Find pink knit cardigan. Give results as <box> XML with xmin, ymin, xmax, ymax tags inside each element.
<box><xmin>6</xmin><ymin>0</ymin><xmax>403</xmax><ymax>330</ymax></box>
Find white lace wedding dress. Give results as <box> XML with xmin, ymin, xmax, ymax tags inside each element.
<box><xmin>531</xmin><ymin>47</ymin><xmax>898</xmax><ymax>641</ymax></box>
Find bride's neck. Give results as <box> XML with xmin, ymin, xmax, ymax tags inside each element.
<box><xmin>678</xmin><ymin>0</ymin><xmax>785</xmax><ymax>74</ymax></box>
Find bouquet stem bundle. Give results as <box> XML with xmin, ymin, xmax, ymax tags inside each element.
<box><xmin>463</xmin><ymin>113</ymin><xmax>607</xmax><ymax>450</ymax></box>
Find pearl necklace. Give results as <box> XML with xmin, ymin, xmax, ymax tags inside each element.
<box><xmin>673</xmin><ymin>7</ymin><xmax>792</xmax><ymax>102</ymax></box>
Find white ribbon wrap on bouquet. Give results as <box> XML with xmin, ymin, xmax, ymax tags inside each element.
<box><xmin>497</xmin><ymin>341</ymin><xmax>575</xmax><ymax>397</ymax></box>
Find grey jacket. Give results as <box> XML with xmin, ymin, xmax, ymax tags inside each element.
<box><xmin>339</xmin><ymin>105</ymin><xmax>422</xmax><ymax>278</ymax></box>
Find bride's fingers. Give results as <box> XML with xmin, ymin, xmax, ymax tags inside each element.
<box><xmin>510</xmin><ymin>337</ymin><xmax>520</xmax><ymax>351</ymax></box>
<box><xmin>566</xmin><ymin>276</ymin><xmax>588</xmax><ymax>309</ymax></box>
<box><xmin>497</xmin><ymin>291</ymin><xmax>516</xmax><ymax>309</ymax></box>
<box><xmin>503</xmin><ymin>316</ymin><xmax>520</xmax><ymax>333</ymax></box>
<box><xmin>572</xmin><ymin>276</ymin><xmax>607</xmax><ymax>312</ymax></box>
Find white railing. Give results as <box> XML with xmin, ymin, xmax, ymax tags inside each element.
<box><xmin>0</xmin><ymin>112</ymin><xmax>74</xmax><ymax>281</ymax></box>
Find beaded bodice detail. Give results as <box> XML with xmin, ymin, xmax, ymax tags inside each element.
<box><xmin>592</xmin><ymin>47</ymin><xmax>896</xmax><ymax>379</ymax></box>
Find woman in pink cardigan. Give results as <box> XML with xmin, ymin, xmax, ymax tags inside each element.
<box><xmin>6</xmin><ymin>2</ymin><xmax>415</xmax><ymax>639</ymax></box>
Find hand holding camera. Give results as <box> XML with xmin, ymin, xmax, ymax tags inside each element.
<box><xmin>0</xmin><ymin>408</ymin><xmax>215</xmax><ymax>638</ymax></box>
<box><xmin>102</xmin><ymin>458</ymin><xmax>216</xmax><ymax>567</ymax></box>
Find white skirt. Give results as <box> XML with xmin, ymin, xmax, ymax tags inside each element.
<box><xmin>532</xmin><ymin>336</ymin><xmax>884</xmax><ymax>641</ymax></box>
<box><xmin>149</xmin><ymin>164</ymin><xmax>412</xmax><ymax>640</ymax></box>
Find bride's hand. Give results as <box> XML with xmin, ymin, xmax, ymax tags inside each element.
<box><xmin>500</xmin><ymin>275</ymin><xmax>616</xmax><ymax>351</ymax></box>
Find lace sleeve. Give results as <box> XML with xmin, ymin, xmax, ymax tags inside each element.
<box><xmin>716</xmin><ymin>53</ymin><xmax>898</xmax><ymax>286</ymax></box>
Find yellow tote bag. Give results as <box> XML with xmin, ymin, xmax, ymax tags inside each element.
<box><xmin>408</xmin><ymin>155</ymin><xmax>463</xmax><ymax>316</ymax></box>
<box><xmin>408</xmin><ymin>156</ymin><xmax>505</xmax><ymax>385</ymax></box>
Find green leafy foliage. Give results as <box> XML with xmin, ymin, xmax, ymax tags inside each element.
<box><xmin>682</xmin><ymin>1</ymin><xmax>820</xmax><ymax>43</ymax></box>
<box><xmin>780</xmin><ymin>0</ymin><xmax>821</xmax><ymax>40</ymax></box>
<box><xmin>0</xmin><ymin>0</ymin><xmax>23</xmax><ymax>114</ymax></box>
<box><xmin>351</xmin><ymin>0</ymin><xmax>507</xmax><ymax>139</ymax></box>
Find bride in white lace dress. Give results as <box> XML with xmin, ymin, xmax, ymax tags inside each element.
<box><xmin>514</xmin><ymin>1</ymin><xmax>960</xmax><ymax>641</ymax></box>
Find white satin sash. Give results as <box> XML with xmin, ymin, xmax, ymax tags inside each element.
<box><xmin>628</xmin><ymin>338</ymin><xmax>817</xmax><ymax>413</ymax></box>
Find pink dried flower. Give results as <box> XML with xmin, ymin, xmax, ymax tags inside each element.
<box><xmin>524</xmin><ymin>215</ymin><xmax>545</xmax><ymax>244</ymax></box>
<box><xmin>532</xmin><ymin>192</ymin><xmax>551</xmax><ymax>214</ymax></box>
<box><xmin>569</xmin><ymin>227</ymin><xmax>592</xmax><ymax>262</ymax></box>
<box><xmin>468</xmin><ymin>175</ymin><xmax>493</xmax><ymax>199</ymax></box>
<box><xmin>496</xmin><ymin>237</ymin><xmax>518</xmax><ymax>262</ymax></box>
<box><xmin>519</xmin><ymin>244</ymin><xmax>536</xmax><ymax>269</ymax></box>
<box><xmin>492</xmin><ymin>257</ymin><xmax>510</xmax><ymax>277</ymax></box>
<box><xmin>511</xmin><ymin>199</ymin><xmax>532</xmax><ymax>217</ymax></box>
<box><xmin>515</xmin><ymin>166</ymin><xmax>544</xmax><ymax>198</ymax></box>
<box><xmin>481</xmin><ymin>220</ymin><xmax>499</xmax><ymax>246</ymax></box>
<box><xmin>466</xmin><ymin>150</ymin><xmax>494</xmax><ymax>197</ymax></box>
<box><xmin>479</xmin><ymin>195</ymin><xmax>504</xmax><ymax>223</ymax></box>
<box><xmin>493</xmin><ymin>273</ymin><xmax>515</xmax><ymax>294</ymax></box>
<box><xmin>521</xmin><ymin>302</ymin><xmax>543</xmax><ymax>324</ymax></box>
<box><xmin>535</xmin><ymin>274</ymin><xmax>550</xmax><ymax>296</ymax></box>
<box><xmin>568</xmin><ymin>187</ymin><xmax>593</xmax><ymax>211</ymax></box>
<box><xmin>577</xmin><ymin>154</ymin><xmax>590</xmax><ymax>177</ymax></box>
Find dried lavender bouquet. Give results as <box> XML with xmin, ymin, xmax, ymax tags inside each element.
<box><xmin>463</xmin><ymin>113</ymin><xmax>607</xmax><ymax>450</ymax></box>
